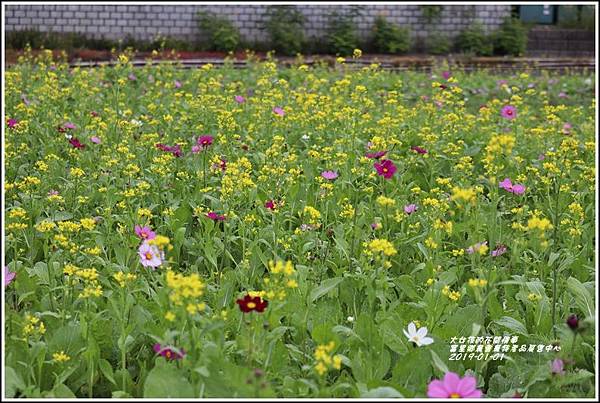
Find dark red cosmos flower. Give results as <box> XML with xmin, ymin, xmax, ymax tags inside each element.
<box><xmin>236</xmin><ymin>294</ymin><xmax>268</xmax><ymax>313</ymax></box>
<box><xmin>439</xmin><ymin>84</ymin><xmax>447</xmax><ymax>90</ymax></box>
<box><xmin>153</xmin><ymin>343</ymin><xmax>185</xmax><ymax>360</ymax></box>
<box><xmin>566</xmin><ymin>314</ymin><xmax>579</xmax><ymax>331</ymax></box>
<box><xmin>206</xmin><ymin>212</ymin><xmax>226</xmax><ymax>221</ymax></box>
<box><xmin>90</xmin><ymin>111</ymin><xmax>99</xmax><ymax>117</ymax></box>
<box><xmin>373</xmin><ymin>159</ymin><xmax>397</xmax><ymax>179</ymax></box>
<box><xmin>365</xmin><ymin>150</ymin><xmax>387</xmax><ymax>159</ymax></box>
<box><xmin>69</xmin><ymin>137</ymin><xmax>85</xmax><ymax>149</ymax></box>
<box><xmin>411</xmin><ymin>146</ymin><xmax>428</xmax><ymax>155</ymax></box>
<box><xmin>265</xmin><ymin>200</ymin><xmax>276</xmax><ymax>210</ymax></box>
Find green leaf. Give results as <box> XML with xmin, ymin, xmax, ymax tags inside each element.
<box><xmin>99</xmin><ymin>359</ymin><xmax>117</xmax><ymax>385</ymax></box>
<box><xmin>430</xmin><ymin>350</ymin><xmax>449</xmax><ymax>375</ymax></box>
<box><xmin>309</xmin><ymin>277</ymin><xmax>344</xmax><ymax>302</ymax></box>
<box><xmin>566</xmin><ymin>277</ymin><xmax>594</xmax><ymax>318</ymax></box>
<box><xmin>50</xmin><ymin>383</ymin><xmax>76</xmax><ymax>398</ymax></box>
<box><xmin>5</xmin><ymin>366</ymin><xmax>25</xmax><ymax>398</ymax></box>
<box><xmin>143</xmin><ymin>363</ymin><xmax>195</xmax><ymax>398</ymax></box>
<box><xmin>361</xmin><ymin>386</ymin><xmax>404</xmax><ymax>398</ymax></box>
<box><xmin>493</xmin><ymin>316</ymin><xmax>528</xmax><ymax>336</ymax></box>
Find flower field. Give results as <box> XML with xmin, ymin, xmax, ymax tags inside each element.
<box><xmin>3</xmin><ymin>50</ymin><xmax>596</xmax><ymax>398</ymax></box>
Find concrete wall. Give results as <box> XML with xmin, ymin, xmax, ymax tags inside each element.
<box><xmin>4</xmin><ymin>4</ymin><xmax>512</xmax><ymax>43</ymax></box>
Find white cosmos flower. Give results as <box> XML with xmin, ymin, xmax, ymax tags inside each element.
<box><xmin>403</xmin><ymin>322</ymin><xmax>434</xmax><ymax>347</ymax></box>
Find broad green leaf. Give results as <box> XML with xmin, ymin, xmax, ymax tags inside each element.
<box><xmin>309</xmin><ymin>277</ymin><xmax>344</xmax><ymax>302</ymax></box>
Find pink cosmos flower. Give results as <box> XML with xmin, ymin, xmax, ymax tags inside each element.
<box><xmin>321</xmin><ymin>170</ymin><xmax>338</xmax><ymax>180</ymax></box>
<box><xmin>265</xmin><ymin>200</ymin><xmax>276</xmax><ymax>210</ymax></box>
<box><xmin>427</xmin><ymin>372</ymin><xmax>483</xmax><ymax>398</ymax></box>
<box><xmin>499</xmin><ymin>178</ymin><xmax>526</xmax><ymax>195</ymax></box>
<box><xmin>501</xmin><ymin>105</ymin><xmax>517</xmax><ymax>120</ymax></box>
<box><xmin>90</xmin><ymin>136</ymin><xmax>101</xmax><ymax>144</ymax></box>
<box><xmin>138</xmin><ymin>241</ymin><xmax>162</xmax><ymax>269</ymax></box>
<box><xmin>491</xmin><ymin>244</ymin><xmax>507</xmax><ymax>257</ymax></box>
<box><xmin>374</xmin><ymin>159</ymin><xmax>397</xmax><ymax>179</ymax></box>
<box><xmin>153</xmin><ymin>343</ymin><xmax>185</xmax><ymax>360</ymax></box>
<box><xmin>273</xmin><ymin>107</ymin><xmax>285</xmax><ymax>116</ymax></box>
<box><xmin>562</xmin><ymin>123</ymin><xmax>572</xmax><ymax>135</ymax></box>
<box><xmin>466</xmin><ymin>241</ymin><xmax>488</xmax><ymax>255</ymax></box>
<box><xmin>442</xmin><ymin>71</ymin><xmax>451</xmax><ymax>80</ymax></box>
<box><xmin>411</xmin><ymin>146</ymin><xmax>428</xmax><ymax>155</ymax></box>
<box><xmin>404</xmin><ymin>204</ymin><xmax>418</xmax><ymax>214</ymax></box>
<box><xmin>128</xmin><ymin>73</ymin><xmax>137</xmax><ymax>81</ymax></box>
<box><xmin>174</xmin><ymin>80</ymin><xmax>182</xmax><ymax>88</ymax></box>
<box><xmin>63</xmin><ymin>122</ymin><xmax>76</xmax><ymax>130</ymax></box>
<box><xmin>551</xmin><ymin>358</ymin><xmax>565</xmax><ymax>375</ymax></box>
<box><xmin>235</xmin><ymin>95</ymin><xmax>246</xmax><ymax>104</ymax></box>
<box><xmin>48</xmin><ymin>190</ymin><xmax>59</xmax><ymax>196</ymax></box>
<box><xmin>134</xmin><ymin>225</ymin><xmax>156</xmax><ymax>241</ymax></box>
<box><xmin>558</xmin><ymin>92</ymin><xmax>568</xmax><ymax>98</ymax></box>
<box><xmin>5</xmin><ymin>266</ymin><xmax>16</xmax><ymax>287</ymax></box>
<box><xmin>7</xmin><ymin>118</ymin><xmax>19</xmax><ymax>128</ymax></box>
<box><xmin>206</xmin><ymin>212</ymin><xmax>226</xmax><ymax>221</ymax></box>
<box><xmin>69</xmin><ymin>137</ymin><xmax>85</xmax><ymax>149</ymax></box>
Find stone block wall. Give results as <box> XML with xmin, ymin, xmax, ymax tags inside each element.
<box><xmin>4</xmin><ymin>4</ymin><xmax>512</xmax><ymax>44</ymax></box>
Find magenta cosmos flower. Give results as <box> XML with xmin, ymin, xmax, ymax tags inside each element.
<box><xmin>5</xmin><ymin>266</ymin><xmax>16</xmax><ymax>287</ymax></box>
<box><xmin>135</xmin><ymin>225</ymin><xmax>156</xmax><ymax>241</ymax></box>
<box><xmin>235</xmin><ymin>95</ymin><xmax>246</xmax><ymax>104</ymax></box>
<box><xmin>374</xmin><ymin>159</ymin><xmax>397</xmax><ymax>179</ymax></box>
<box><xmin>69</xmin><ymin>137</ymin><xmax>85</xmax><ymax>149</ymax></box>
<box><xmin>273</xmin><ymin>106</ymin><xmax>285</xmax><ymax>116</ymax></box>
<box><xmin>153</xmin><ymin>343</ymin><xmax>185</xmax><ymax>360</ymax></box>
<box><xmin>499</xmin><ymin>178</ymin><xmax>526</xmax><ymax>195</ymax></box>
<box><xmin>265</xmin><ymin>200</ymin><xmax>276</xmax><ymax>210</ymax></box>
<box><xmin>427</xmin><ymin>372</ymin><xmax>483</xmax><ymax>398</ymax></box>
<box><xmin>501</xmin><ymin>105</ymin><xmax>517</xmax><ymax>120</ymax></box>
<box><xmin>411</xmin><ymin>146</ymin><xmax>428</xmax><ymax>155</ymax></box>
<box><xmin>404</xmin><ymin>204</ymin><xmax>418</xmax><ymax>214</ymax></box>
<box><xmin>7</xmin><ymin>118</ymin><xmax>19</xmax><ymax>128</ymax></box>
<box><xmin>206</xmin><ymin>212</ymin><xmax>226</xmax><ymax>221</ymax></box>
<box><xmin>192</xmin><ymin>135</ymin><xmax>214</xmax><ymax>153</ymax></box>
<box><xmin>138</xmin><ymin>241</ymin><xmax>162</xmax><ymax>269</ymax></box>
<box><xmin>365</xmin><ymin>150</ymin><xmax>387</xmax><ymax>159</ymax></box>
<box><xmin>442</xmin><ymin>71</ymin><xmax>451</xmax><ymax>80</ymax></box>
<box><xmin>321</xmin><ymin>170</ymin><xmax>338</xmax><ymax>180</ymax></box>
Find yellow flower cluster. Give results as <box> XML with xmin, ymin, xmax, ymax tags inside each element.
<box><xmin>468</xmin><ymin>278</ymin><xmax>488</xmax><ymax>288</ymax></box>
<box><xmin>52</xmin><ymin>351</ymin><xmax>71</xmax><ymax>363</ymax></box>
<box><xmin>376</xmin><ymin>195</ymin><xmax>395</xmax><ymax>207</ymax></box>
<box><xmin>23</xmin><ymin>314</ymin><xmax>46</xmax><ymax>337</ymax></box>
<box><xmin>451</xmin><ymin>187</ymin><xmax>477</xmax><ymax>204</ymax></box>
<box><xmin>442</xmin><ymin>285</ymin><xmax>461</xmax><ymax>302</ymax></box>
<box><xmin>165</xmin><ymin>270</ymin><xmax>206</xmax><ymax>315</ymax></box>
<box><xmin>314</xmin><ymin>341</ymin><xmax>342</xmax><ymax>375</ymax></box>
<box><xmin>63</xmin><ymin>265</ymin><xmax>103</xmax><ymax>298</ymax></box>
<box><xmin>339</xmin><ymin>198</ymin><xmax>355</xmax><ymax>219</ymax></box>
<box><xmin>262</xmin><ymin>260</ymin><xmax>299</xmax><ymax>301</ymax></box>
<box><xmin>221</xmin><ymin>157</ymin><xmax>255</xmax><ymax>199</ymax></box>
<box><xmin>364</xmin><ymin>238</ymin><xmax>397</xmax><ymax>257</ymax></box>
<box><xmin>113</xmin><ymin>271</ymin><xmax>138</xmax><ymax>288</ymax></box>
<box><xmin>303</xmin><ymin>206</ymin><xmax>321</xmax><ymax>226</ymax></box>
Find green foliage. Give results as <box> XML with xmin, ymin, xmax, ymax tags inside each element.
<box><xmin>263</xmin><ymin>6</ymin><xmax>305</xmax><ymax>56</ymax></box>
<box><xmin>455</xmin><ymin>22</ymin><xmax>493</xmax><ymax>56</ymax></box>
<box><xmin>493</xmin><ymin>17</ymin><xmax>528</xmax><ymax>56</ymax></box>
<box><xmin>425</xmin><ymin>32</ymin><xmax>451</xmax><ymax>55</ymax></box>
<box><xmin>197</xmin><ymin>11</ymin><xmax>240</xmax><ymax>52</ymax></box>
<box><xmin>5</xmin><ymin>29</ymin><xmax>116</xmax><ymax>51</ymax></box>
<box><xmin>420</xmin><ymin>5</ymin><xmax>443</xmax><ymax>24</ymax></box>
<box><xmin>371</xmin><ymin>16</ymin><xmax>411</xmax><ymax>54</ymax></box>
<box><xmin>325</xmin><ymin>8</ymin><xmax>362</xmax><ymax>56</ymax></box>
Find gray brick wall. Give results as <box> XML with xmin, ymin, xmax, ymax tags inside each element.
<box><xmin>5</xmin><ymin>4</ymin><xmax>512</xmax><ymax>43</ymax></box>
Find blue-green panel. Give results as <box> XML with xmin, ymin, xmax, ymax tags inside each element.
<box><xmin>519</xmin><ymin>5</ymin><xmax>556</xmax><ymax>24</ymax></box>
